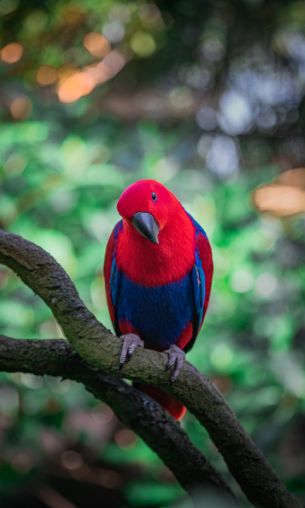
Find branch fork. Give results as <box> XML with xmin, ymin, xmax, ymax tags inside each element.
<box><xmin>0</xmin><ymin>229</ymin><xmax>301</xmax><ymax>508</ymax></box>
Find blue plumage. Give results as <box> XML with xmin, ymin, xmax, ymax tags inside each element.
<box><xmin>112</xmin><ymin>267</ymin><xmax>196</xmax><ymax>349</ymax></box>
<box><xmin>103</xmin><ymin>179</ymin><xmax>214</xmax><ymax>420</ymax></box>
<box><xmin>109</xmin><ymin>217</ymin><xmax>206</xmax><ymax>350</ymax></box>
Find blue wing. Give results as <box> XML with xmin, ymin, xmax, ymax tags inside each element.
<box><xmin>191</xmin><ymin>248</ymin><xmax>206</xmax><ymax>339</ymax></box>
<box><xmin>104</xmin><ymin>220</ymin><xmax>122</xmax><ymax>336</ymax></box>
<box><xmin>183</xmin><ymin>212</ymin><xmax>210</xmax><ymax>353</ymax></box>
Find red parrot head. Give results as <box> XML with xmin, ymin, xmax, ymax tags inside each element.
<box><xmin>117</xmin><ymin>179</ymin><xmax>180</xmax><ymax>244</ymax></box>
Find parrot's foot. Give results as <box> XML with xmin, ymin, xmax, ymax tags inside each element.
<box><xmin>165</xmin><ymin>345</ymin><xmax>185</xmax><ymax>382</ymax></box>
<box><xmin>119</xmin><ymin>333</ymin><xmax>144</xmax><ymax>368</ymax></box>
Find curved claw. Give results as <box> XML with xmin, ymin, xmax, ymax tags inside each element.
<box><xmin>165</xmin><ymin>345</ymin><xmax>185</xmax><ymax>382</ymax></box>
<box><xmin>119</xmin><ymin>333</ymin><xmax>144</xmax><ymax>368</ymax></box>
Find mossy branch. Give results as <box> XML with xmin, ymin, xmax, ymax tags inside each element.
<box><xmin>0</xmin><ymin>335</ymin><xmax>230</xmax><ymax>497</ymax></box>
<box><xmin>0</xmin><ymin>229</ymin><xmax>301</xmax><ymax>508</ymax></box>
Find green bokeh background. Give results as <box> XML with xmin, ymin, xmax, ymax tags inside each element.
<box><xmin>1</xmin><ymin>1</ymin><xmax>305</xmax><ymax>507</ymax></box>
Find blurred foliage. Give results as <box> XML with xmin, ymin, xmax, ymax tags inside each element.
<box><xmin>1</xmin><ymin>0</ymin><xmax>305</xmax><ymax>507</ymax></box>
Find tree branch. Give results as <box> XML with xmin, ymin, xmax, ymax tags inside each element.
<box><xmin>0</xmin><ymin>335</ymin><xmax>232</xmax><ymax>497</ymax></box>
<box><xmin>0</xmin><ymin>229</ymin><xmax>301</xmax><ymax>508</ymax></box>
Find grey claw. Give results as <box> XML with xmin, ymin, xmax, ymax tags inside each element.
<box><xmin>119</xmin><ymin>333</ymin><xmax>144</xmax><ymax>368</ymax></box>
<box><xmin>165</xmin><ymin>345</ymin><xmax>185</xmax><ymax>382</ymax></box>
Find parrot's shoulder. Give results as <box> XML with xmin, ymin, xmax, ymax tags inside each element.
<box><xmin>113</xmin><ymin>219</ymin><xmax>123</xmax><ymax>241</ymax></box>
<box><xmin>107</xmin><ymin>219</ymin><xmax>123</xmax><ymax>280</ymax></box>
<box><xmin>185</xmin><ymin>211</ymin><xmax>208</xmax><ymax>239</ymax></box>
<box><xmin>103</xmin><ymin>220</ymin><xmax>123</xmax><ymax>329</ymax></box>
<box><xmin>185</xmin><ymin>211</ymin><xmax>212</xmax><ymax>260</ymax></box>
<box><xmin>105</xmin><ymin>220</ymin><xmax>123</xmax><ymax>258</ymax></box>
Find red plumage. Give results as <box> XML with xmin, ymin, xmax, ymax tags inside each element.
<box><xmin>116</xmin><ymin>180</ymin><xmax>195</xmax><ymax>286</ymax></box>
<box><xmin>103</xmin><ymin>179</ymin><xmax>213</xmax><ymax>420</ymax></box>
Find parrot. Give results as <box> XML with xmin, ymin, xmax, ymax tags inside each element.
<box><xmin>103</xmin><ymin>179</ymin><xmax>213</xmax><ymax>420</ymax></box>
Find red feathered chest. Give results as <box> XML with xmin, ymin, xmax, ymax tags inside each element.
<box><xmin>116</xmin><ymin>212</ymin><xmax>196</xmax><ymax>287</ymax></box>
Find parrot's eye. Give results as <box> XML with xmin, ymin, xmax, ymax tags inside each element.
<box><xmin>152</xmin><ymin>192</ymin><xmax>157</xmax><ymax>201</ymax></box>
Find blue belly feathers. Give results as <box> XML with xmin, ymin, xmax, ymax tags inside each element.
<box><xmin>114</xmin><ymin>271</ymin><xmax>194</xmax><ymax>349</ymax></box>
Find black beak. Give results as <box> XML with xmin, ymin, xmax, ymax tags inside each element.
<box><xmin>132</xmin><ymin>212</ymin><xmax>159</xmax><ymax>244</ymax></box>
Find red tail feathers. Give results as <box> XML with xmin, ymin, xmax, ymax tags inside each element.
<box><xmin>136</xmin><ymin>384</ymin><xmax>186</xmax><ymax>420</ymax></box>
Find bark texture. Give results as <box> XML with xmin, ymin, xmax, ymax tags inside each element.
<box><xmin>0</xmin><ymin>229</ymin><xmax>302</xmax><ymax>508</ymax></box>
<box><xmin>0</xmin><ymin>335</ymin><xmax>230</xmax><ymax>496</ymax></box>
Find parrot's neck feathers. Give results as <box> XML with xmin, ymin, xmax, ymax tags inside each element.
<box><xmin>116</xmin><ymin>210</ymin><xmax>195</xmax><ymax>286</ymax></box>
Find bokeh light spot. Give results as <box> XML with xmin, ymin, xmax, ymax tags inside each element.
<box><xmin>1</xmin><ymin>42</ymin><xmax>23</xmax><ymax>63</ymax></box>
<box><xmin>168</xmin><ymin>86</ymin><xmax>193</xmax><ymax>113</ymax></box>
<box><xmin>139</xmin><ymin>3</ymin><xmax>163</xmax><ymax>28</ymax></box>
<box><xmin>278</xmin><ymin>168</ymin><xmax>305</xmax><ymax>188</ymax></box>
<box><xmin>130</xmin><ymin>31</ymin><xmax>156</xmax><ymax>57</ymax></box>
<box><xmin>36</xmin><ymin>65</ymin><xmax>57</xmax><ymax>86</ymax></box>
<box><xmin>103</xmin><ymin>20</ymin><xmax>125</xmax><ymax>43</ymax></box>
<box><xmin>255</xmin><ymin>272</ymin><xmax>278</xmax><ymax>298</ymax></box>
<box><xmin>57</xmin><ymin>71</ymin><xmax>95</xmax><ymax>103</ymax></box>
<box><xmin>218</xmin><ymin>90</ymin><xmax>253</xmax><ymax>135</ymax></box>
<box><xmin>231</xmin><ymin>269</ymin><xmax>254</xmax><ymax>293</ymax></box>
<box><xmin>83</xmin><ymin>32</ymin><xmax>111</xmax><ymax>58</ymax></box>
<box><xmin>204</xmin><ymin>135</ymin><xmax>240</xmax><ymax>178</ymax></box>
<box><xmin>10</xmin><ymin>96</ymin><xmax>32</xmax><ymax>120</ymax></box>
<box><xmin>196</xmin><ymin>106</ymin><xmax>217</xmax><ymax>130</ymax></box>
<box><xmin>253</xmin><ymin>184</ymin><xmax>305</xmax><ymax>217</ymax></box>
<box><xmin>57</xmin><ymin>50</ymin><xmax>126</xmax><ymax>103</ymax></box>
<box><xmin>114</xmin><ymin>428</ymin><xmax>136</xmax><ymax>448</ymax></box>
<box><xmin>210</xmin><ymin>344</ymin><xmax>233</xmax><ymax>370</ymax></box>
<box><xmin>61</xmin><ymin>450</ymin><xmax>83</xmax><ymax>470</ymax></box>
